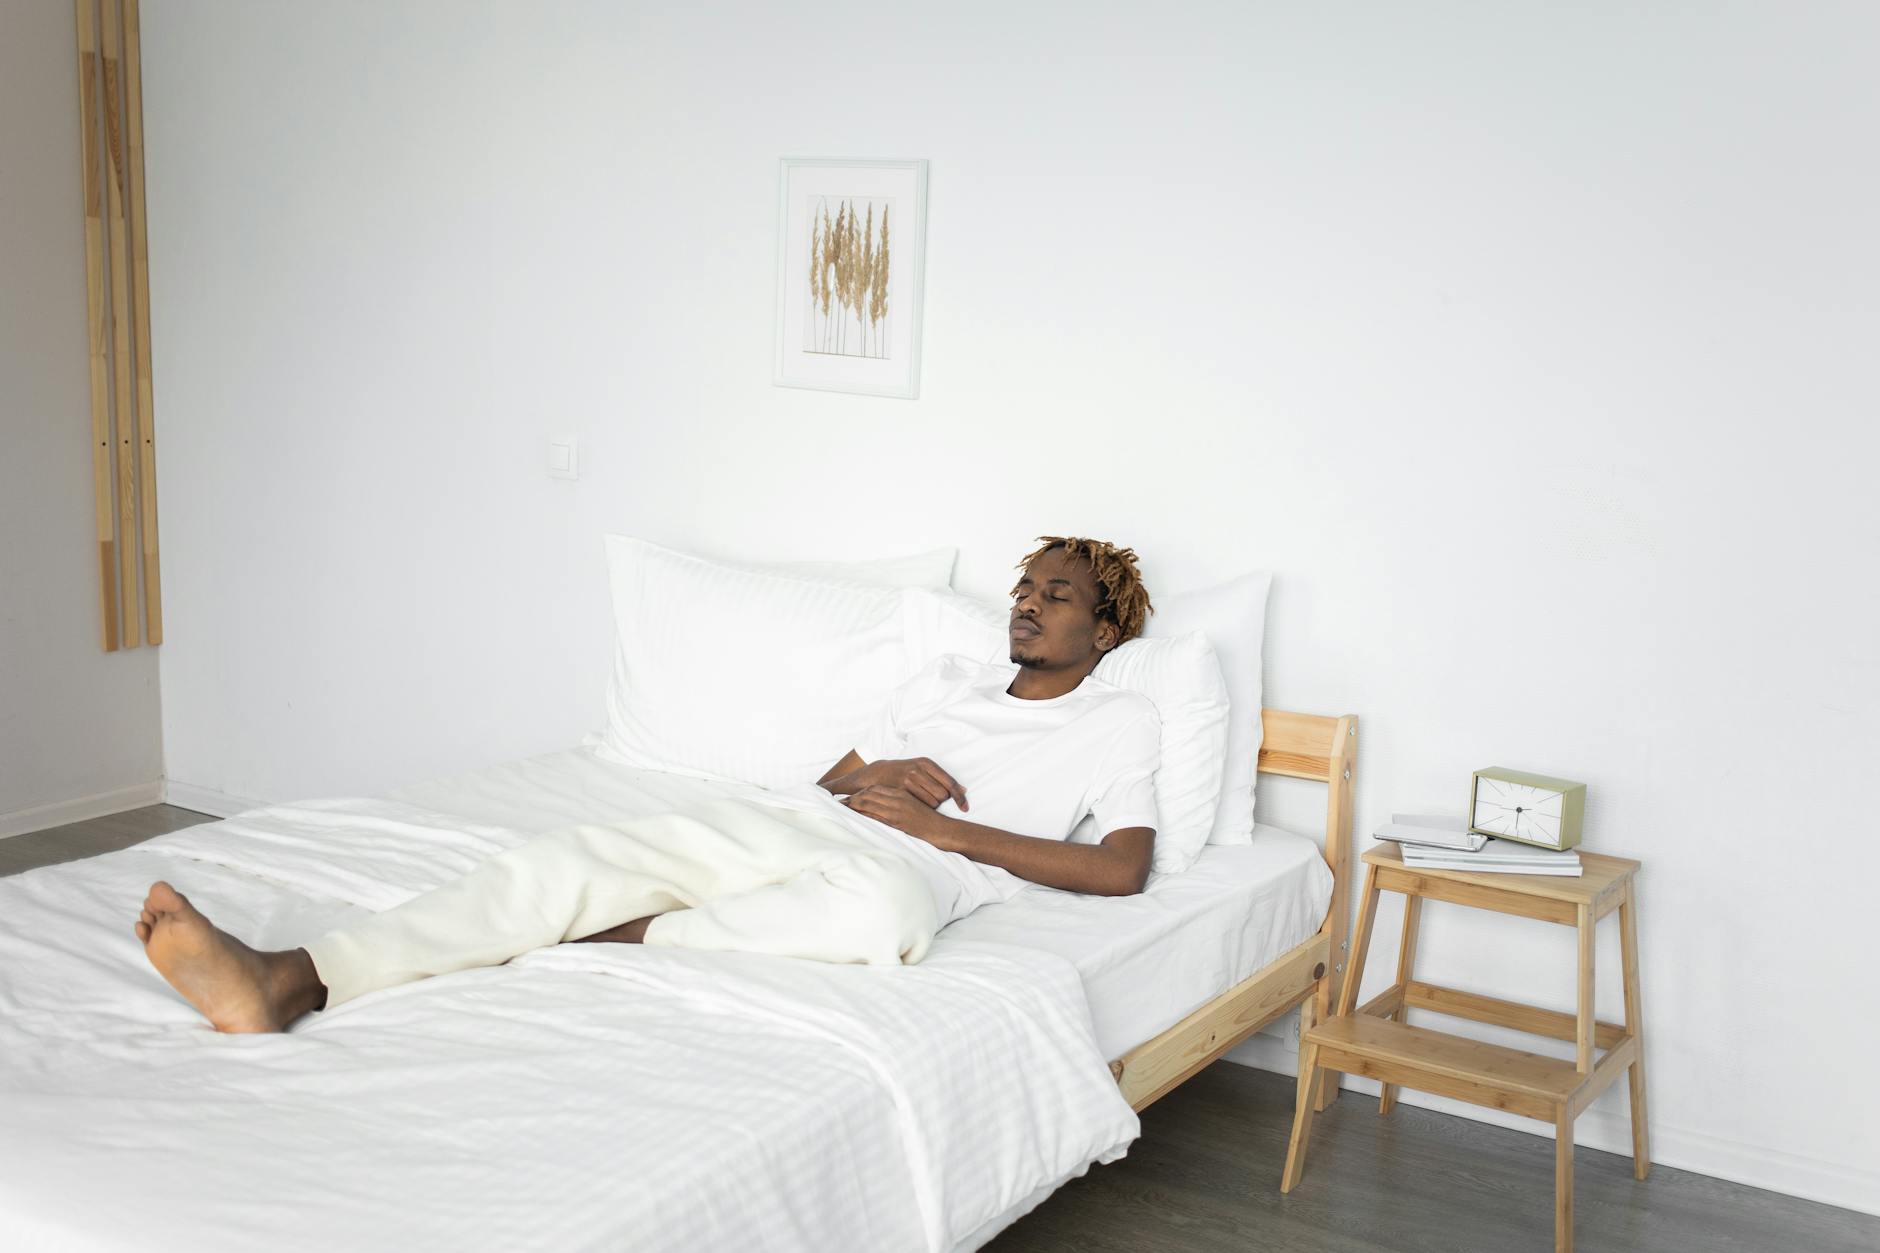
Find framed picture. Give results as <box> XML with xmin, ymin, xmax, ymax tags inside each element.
<box><xmin>774</xmin><ymin>158</ymin><xmax>928</xmax><ymax>399</ymax></box>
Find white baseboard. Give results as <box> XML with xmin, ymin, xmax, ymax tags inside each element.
<box><xmin>0</xmin><ymin>781</ymin><xmax>167</xmax><ymax>840</ymax></box>
<box><xmin>1227</xmin><ymin>1030</ymin><xmax>1880</xmax><ymax>1219</ymax></box>
<box><xmin>161</xmin><ymin>780</ymin><xmax>268</xmax><ymax>819</ymax></box>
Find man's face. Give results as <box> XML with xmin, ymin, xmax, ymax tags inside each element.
<box><xmin>1009</xmin><ymin>547</ymin><xmax>1118</xmax><ymax>670</ymax></box>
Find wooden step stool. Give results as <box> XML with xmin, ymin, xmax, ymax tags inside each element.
<box><xmin>1280</xmin><ymin>842</ymin><xmax>1650</xmax><ymax>1253</ymax></box>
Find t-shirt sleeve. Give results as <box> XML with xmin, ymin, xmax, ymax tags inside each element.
<box><xmin>852</xmin><ymin>656</ymin><xmax>954</xmax><ymax>763</ymax></box>
<box><xmin>1087</xmin><ymin>707</ymin><xmax>1162</xmax><ymax>837</ymax></box>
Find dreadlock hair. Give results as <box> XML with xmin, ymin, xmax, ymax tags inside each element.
<box><xmin>1016</xmin><ymin>536</ymin><xmax>1154</xmax><ymax>645</ymax></box>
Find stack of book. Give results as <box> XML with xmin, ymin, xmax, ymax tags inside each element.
<box><xmin>1375</xmin><ymin>813</ymin><xmax>1583</xmax><ymax>877</ymax></box>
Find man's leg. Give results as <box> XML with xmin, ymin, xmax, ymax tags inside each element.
<box><xmin>134</xmin><ymin>825</ymin><xmax>689</xmax><ymax>1034</ymax></box>
<box><xmin>642</xmin><ymin>849</ymin><xmax>938</xmax><ymax>966</ymax></box>
<box><xmin>297</xmin><ymin>827</ymin><xmax>692</xmax><ymax>1008</ymax></box>
<box><xmin>138</xmin><ymin>803</ymin><xmax>841</xmax><ymax>1032</ymax></box>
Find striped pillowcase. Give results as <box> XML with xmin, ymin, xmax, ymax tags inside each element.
<box><xmin>600</xmin><ymin>536</ymin><xmax>909</xmax><ymax>788</ymax></box>
<box><xmin>1094</xmin><ymin>632</ymin><xmax>1231</xmax><ymax>875</ymax></box>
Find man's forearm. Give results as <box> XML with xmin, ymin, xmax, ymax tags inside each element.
<box><xmin>928</xmin><ymin>817</ymin><xmax>1147</xmax><ymax>897</ymax></box>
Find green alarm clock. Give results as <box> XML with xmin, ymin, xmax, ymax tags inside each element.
<box><xmin>1469</xmin><ymin>767</ymin><xmax>1587</xmax><ymax>850</ymax></box>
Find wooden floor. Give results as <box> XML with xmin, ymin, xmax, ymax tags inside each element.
<box><xmin>0</xmin><ymin>803</ymin><xmax>211</xmax><ymax>876</ymax></box>
<box><xmin>7</xmin><ymin>807</ymin><xmax>1878</xmax><ymax>1252</ymax></box>
<box><xmin>988</xmin><ymin>1062</ymin><xmax>1880</xmax><ymax>1252</ymax></box>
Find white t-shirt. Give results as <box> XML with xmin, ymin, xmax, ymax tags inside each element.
<box><xmin>766</xmin><ymin>656</ymin><xmax>1160</xmax><ymax>924</ymax></box>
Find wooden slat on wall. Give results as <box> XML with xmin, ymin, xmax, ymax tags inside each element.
<box><xmin>123</xmin><ymin>0</ymin><xmax>161</xmax><ymax>643</ymax></box>
<box><xmin>100</xmin><ymin>0</ymin><xmax>140</xmax><ymax>649</ymax></box>
<box><xmin>75</xmin><ymin>0</ymin><xmax>119</xmax><ymax>651</ymax></box>
<box><xmin>74</xmin><ymin>0</ymin><xmax>162</xmax><ymax>651</ymax></box>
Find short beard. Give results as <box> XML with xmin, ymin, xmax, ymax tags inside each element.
<box><xmin>1009</xmin><ymin>649</ymin><xmax>1044</xmax><ymax>669</ymax></box>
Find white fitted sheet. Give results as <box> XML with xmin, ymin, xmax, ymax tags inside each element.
<box><xmin>392</xmin><ymin>745</ymin><xmax>1334</xmax><ymax>1062</ymax></box>
<box><xmin>939</xmin><ymin>831</ymin><xmax>1332</xmax><ymax>1060</ymax></box>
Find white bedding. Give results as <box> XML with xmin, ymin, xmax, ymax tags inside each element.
<box><xmin>0</xmin><ymin>745</ymin><xmax>1329</xmax><ymax>1251</ymax></box>
<box><xmin>940</xmin><ymin>832</ymin><xmax>1331</xmax><ymax>1059</ymax></box>
<box><xmin>0</xmin><ymin>792</ymin><xmax>1137</xmax><ymax>1251</ymax></box>
<box><xmin>388</xmin><ymin>745</ymin><xmax>1333</xmax><ymax>1061</ymax></box>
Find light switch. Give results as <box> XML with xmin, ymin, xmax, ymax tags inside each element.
<box><xmin>547</xmin><ymin>436</ymin><xmax>578</xmax><ymax>480</ymax></box>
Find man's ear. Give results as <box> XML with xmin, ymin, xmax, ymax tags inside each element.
<box><xmin>1096</xmin><ymin>622</ymin><xmax>1119</xmax><ymax>653</ymax></box>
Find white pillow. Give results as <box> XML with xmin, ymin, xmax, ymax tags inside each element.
<box><xmin>741</xmin><ymin>546</ymin><xmax>956</xmax><ymax>590</ymax></box>
<box><xmin>900</xmin><ymin>587</ymin><xmax>1009</xmax><ymax>675</ymax></box>
<box><xmin>601</xmin><ymin>536</ymin><xmax>907</xmax><ymax>788</ymax></box>
<box><xmin>1145</xmin><ymin>571</ymin><xmax>1272</xmax><ymax>844</ymax></box>
<box><xmin>1094</xmin><ymin>633</ymin><xmax>1231</xmax><ymax>875</ymax></box>
<box><xmin>898</xmin><ymin>588</ymin><xmax>1232</xmax><ymax>875</ymax></box>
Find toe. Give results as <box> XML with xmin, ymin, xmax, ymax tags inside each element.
<box><xmin>148</xmin><ymin>881</ymin><xmax>187</xmax><ymax>912</ymax></box>
<box><xmin>135</xmin><ymin>921</ymin><xmax>151</xmax><ymax>942</ymax></box>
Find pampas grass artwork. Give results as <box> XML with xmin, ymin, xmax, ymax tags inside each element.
<box><xmin>805</xmin><ymin>195</ymin><xmax>893</xmax><ymax>358</ymax></box>
<box><xmin>776</xmin><ymin>158</ymin><xmax>925</xmax><ymax>398</ymax></box>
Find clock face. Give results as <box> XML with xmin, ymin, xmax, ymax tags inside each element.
<box><xmin>1472</xmin><ymin>778</ymin><xmax>1566</xmax><ymax>845</ymax></box>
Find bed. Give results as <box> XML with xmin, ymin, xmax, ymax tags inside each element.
<box><xmin>2</xmin><ymin>537</ymin><xmax>1357</xmax><ymax>1248</ymax></box>
<box><xmin>0</xmin><ymin>710</ymin><xmax>1354</xmax><ymax>1251</ymax></box>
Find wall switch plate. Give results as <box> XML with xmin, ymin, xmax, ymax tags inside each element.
<box><xmin>547</xmin><ymin>436</ymin><xmax>578</xmax><ymax>480</ymax></box>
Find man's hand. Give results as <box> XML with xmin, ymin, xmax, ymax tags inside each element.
<box><xmin>843</xmin><ymin>784</ymin><xmax>956</xmax><ymax>846</ymax></box>
<box><xmin>818</xmin><ymin>751</ymin><xmax>968</xmax><ymax>812</ymax></box>
<box><xmin>858</xmin><ymin>757</ymin><xmax>968</xmax><ymax>811</ymax></box>
<box><xmin>846</xmin><ymin>790</ymin><xmax>1154</xmax><ymax>895</ymax></box>
<box><xmin>820</xmin><ymin>758</ymin><xmax>1151</xmax><ymax>896</ymax></box>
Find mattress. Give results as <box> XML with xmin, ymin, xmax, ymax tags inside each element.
<box><xmin>940</xmin><ymin>834</ymin><xmax>1332</xmax><ymax>1059</ymax></box>
<box><xmin>392</xmin><ymin>744</ymin><xmax>1334</xmax><ymax>1061</ymax></box>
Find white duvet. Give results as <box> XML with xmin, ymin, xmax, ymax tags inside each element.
<box><xmin>0</xmin><ymin>796</ymin><xmax>1140</xmax><ymax>1252</ymax></box>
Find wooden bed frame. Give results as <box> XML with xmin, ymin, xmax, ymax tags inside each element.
<box><xmin>1108</xmin><ymin>708</ymin><xmax>1357</xmax><ymax>1120</ymax></box>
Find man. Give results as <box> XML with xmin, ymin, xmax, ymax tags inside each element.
<box><xmin>136</xmin><ymin>537</ymin><xmax>1160</xmax><ymax>1033</ymax></box>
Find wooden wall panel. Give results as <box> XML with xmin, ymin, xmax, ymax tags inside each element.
<box><xmin>75</xmin><ymin>0</ymin><xmax>119</xmax><ymax>651</ymax></box>
<box><xmin>73</xmin><ymin>0</ymin><xmax>162</xmax><ymax>650</ymax></box>
<box><xmin>123</xmin><ymin>0</ymin><xmax>161</xmax><ymax>643</ymax></box>
<box><xmin>101</xmin><ymin>0</ymin><xmax>140</xmax><ymax>649</ymax></box>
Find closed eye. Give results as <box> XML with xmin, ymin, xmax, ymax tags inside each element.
<box><xmin>1012</xmin><ymin>579</ymin><xmax>1073</xmax><ymax>604</ymax></box>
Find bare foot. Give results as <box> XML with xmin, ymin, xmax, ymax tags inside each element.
<box><xmin>136</xmin><ymin>881</ymin><xmax>307</xmax><ymax>1033</ymax></box>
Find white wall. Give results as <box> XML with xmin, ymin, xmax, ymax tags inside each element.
<box><xmin>142</xmin><ymin>0</ymin><xmax>1879</xmax><ymax>1212</ymax></box>
<box><xmin>0</xmin><ymin>0</ymin><xmax>164</xmax><ymax>833</ymax></box>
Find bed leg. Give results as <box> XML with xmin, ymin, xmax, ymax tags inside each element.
<box><xmin>1282</xmin><ymin>994</ymin><xmax>1322</xmax><ymax>1192</ymax></box>
<box><xmin>1310</xmin><ymin>975</ymin><xmax>1340</xmax><ymax>1111</ymax></box>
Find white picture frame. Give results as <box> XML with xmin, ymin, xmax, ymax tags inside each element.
<box><xmin>774</xmin><ymin>157</ymin><xmax>928</xmax><ymax>400</ymax></box>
